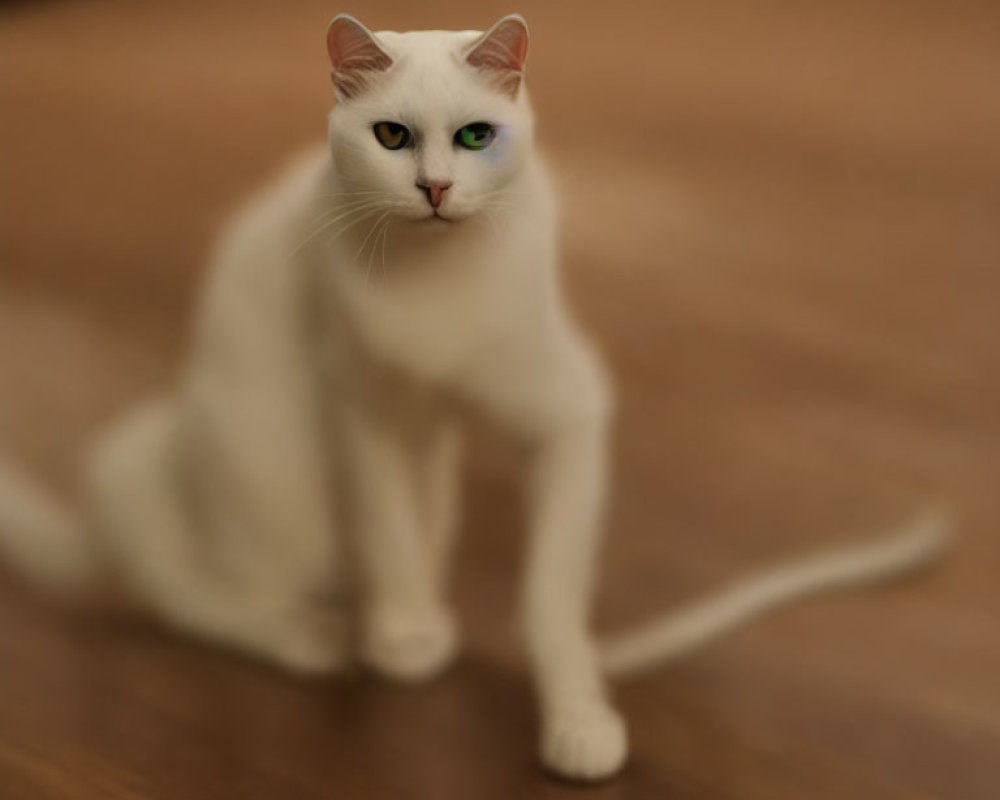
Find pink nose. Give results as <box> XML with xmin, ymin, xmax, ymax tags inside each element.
<box><xmin>418</xmin><ymin>181</ymin><xmax>452</xmax><ymax>209</ymax></box>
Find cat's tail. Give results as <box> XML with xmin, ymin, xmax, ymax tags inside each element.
<box><xmin>599</xmin><ymin>508</ymin><xmax>951</xmax><ymax>678</ymax></box>
<box><xmin>0</xmin><ymin>458</ymin><xmax>104</xmax><ymax>595</ymax></box>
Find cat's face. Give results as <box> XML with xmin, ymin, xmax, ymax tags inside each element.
<box><xmin>326</xmin><ymin>15</ymin><xmax>533</xmax><ymax>226</ymax></box>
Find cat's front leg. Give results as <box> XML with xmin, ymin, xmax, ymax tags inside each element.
<box><xmin>344</xmin><ymin>406</ymin><xmax>459</xmax><ymax>682</ymax></box>
<box><xmin>518</xmin><ymin>356</ymin><xmax>628</xmax><ymax>781</ymax></box>
<box><xmin>417</xmin><ymin>421</ymin><xmax>463</xmax><ymax>597</ymax></box>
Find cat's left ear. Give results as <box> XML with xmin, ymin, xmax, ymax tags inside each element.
<box><xmin>326</xmin><ymin>14</ymin><xmax>393</xmax><ymax>100</ymax></box>
<box><xmin>465</xmin><ymin>14</ymin><xmax>529</xmax><ymax>98</ymax></box>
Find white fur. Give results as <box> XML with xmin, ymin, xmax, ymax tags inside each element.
<box><xmin>0</xmin><ymin>459</ymin><xmax>99</xmax><ymax>593</ymax></box>
<box><xmin>0</xmin><ymin>17</ymin><xmax>950</xmax><ymax>782</ymax></box>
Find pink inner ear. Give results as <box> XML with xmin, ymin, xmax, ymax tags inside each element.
<box><xmin>326</xmin><ymin>15</ymin><xmax>392</xmax><ymax>99</ymax></box>
<box><xmin>466</xmin><ymin>16</ymin><xmax>529</xmax><ymax>75</ymax></box>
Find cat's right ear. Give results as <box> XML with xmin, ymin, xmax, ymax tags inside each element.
<box><xmin>326</xmin><ymin>14</ymin><xmax>393</xmax><ymax>100</ymax></box>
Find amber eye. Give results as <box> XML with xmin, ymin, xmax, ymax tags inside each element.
<box><xmin>373</xmin><ymin>121</ymin><xmax>411</xmax><ymax>150</ymax></box>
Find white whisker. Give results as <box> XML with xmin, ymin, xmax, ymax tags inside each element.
<box><xmin>289</xmin><ymin>200</ymin><xmax>386</xmax><ymax>258</ymax></box>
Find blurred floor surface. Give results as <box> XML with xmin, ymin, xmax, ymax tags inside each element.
<box><xmin>0</xmin><ymin>1</ymin><xmax>998</xmax><ymax>798</ymax></box>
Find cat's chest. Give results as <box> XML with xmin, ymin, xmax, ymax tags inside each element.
<box><xmin>331</xmin><ymin>253</ymin><xmax>522</xmax><ymax>383</ymax></box>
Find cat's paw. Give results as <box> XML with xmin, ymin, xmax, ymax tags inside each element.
<box><xmin>267</xmin><ymin>610</ymin><xmax>353</xmax><ymax>677</ymax></box>
<box><xmin>362</xmin><ymin>607</ymin><xmax>458</xmax><ymax>682</ymax></box>
<box><xmin>541</xmin><ymin>702</ymin><xmax>628</xmax><ymax>782</ymax></box>
<box><xmin>272</xmin><ymin>632</ymin><xmax>351</xmax><ymax>677</ymax></box>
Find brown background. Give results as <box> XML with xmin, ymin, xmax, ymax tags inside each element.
<box><xmin>0</xmin><ymin>0</ymin><xmax>998</xmax><ymax>797</ymax></box>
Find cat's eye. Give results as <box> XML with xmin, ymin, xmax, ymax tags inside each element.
<box><xmin>455</xmin><ymin>122</ymin><xmax>497</xmax><ymax>150</ymax></box>
<box><xmin>373</xmin><ymin>121</ymin><xmax>411</xmax><ymax>150</ymax></box>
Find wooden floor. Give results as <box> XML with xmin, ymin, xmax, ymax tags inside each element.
<box><xmin>1</xmin><ymin>0</ymin><xmax>998</xmax><ymax>797</ymax></box>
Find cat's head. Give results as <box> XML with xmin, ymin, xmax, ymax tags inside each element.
<box><xmin>325</xmin><ymin>14</ymin><xmax>533</xmax><ymax>226</ymax></box>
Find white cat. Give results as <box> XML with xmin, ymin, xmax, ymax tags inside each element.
<box><xmin>0</xmin><ymin>14</ymin><xmax>949</xmax><ymax>781</ymax></box>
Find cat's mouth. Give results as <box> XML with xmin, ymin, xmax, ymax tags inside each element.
<box><xmin>423</xmin><ymin>210</ymin><xmax>457</xmax><ymax>224</ymax></box>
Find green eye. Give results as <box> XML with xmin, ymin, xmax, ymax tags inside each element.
<box><xmin>373</xmin><ymin>121</ymin><xmax>411</xmax><ymax>150</ymax></box>
<box><xmin>455</xmin><ymin>122</ymin><xmax>497</xmax><ymax>150</ymax></box>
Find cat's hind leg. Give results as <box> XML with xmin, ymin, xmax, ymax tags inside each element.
<box><xmin>87</xmin><ymin>401</ymin><xmax>350</xmax><ymax>676</ymax></box>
